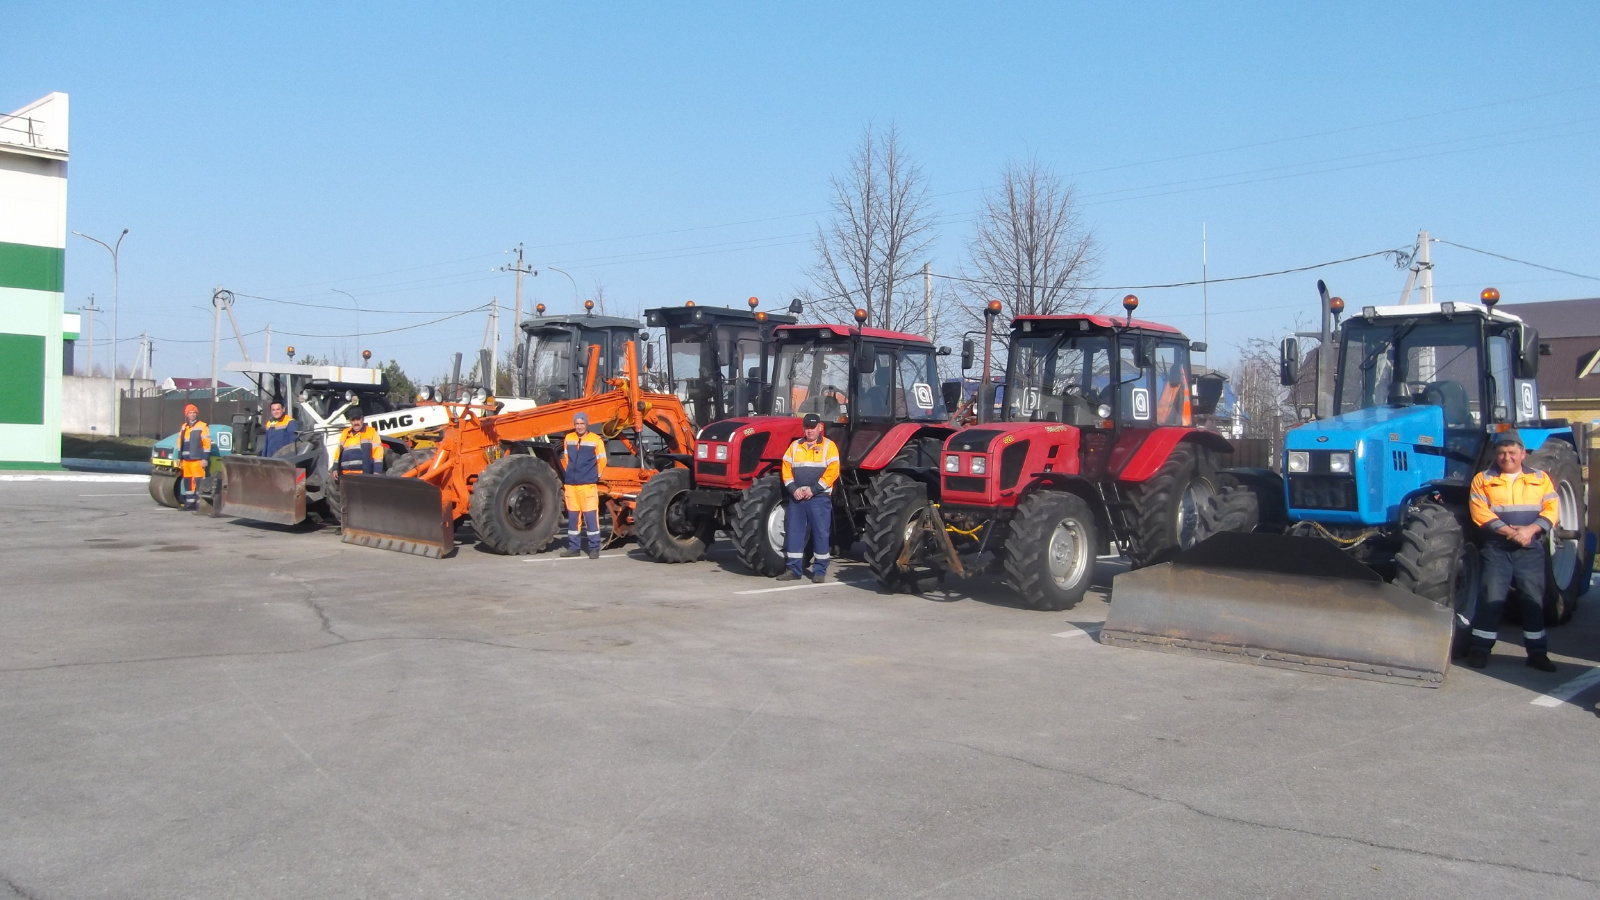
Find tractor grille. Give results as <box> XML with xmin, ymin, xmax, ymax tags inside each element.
<box><xmin>944</xmin><ymin>475</ymin><xmax>988</xmax><ymax>494</ymax></box>
<box><xmin>738</xmin><ymin>433</ymin><xmax>770</xmax><ymax>475</ymax></box>
<box><xmin>1288</xmin><ymin>475</ymin><xmax>1358</xmax><ymax>511</ymax></box>
<box><xmin>697</xmin><ymin>462</ymin><xmax>728</xmax><ymax>477</ymax></box>
<box><xmin>1392</xmin><ymin>450</ymin><xmax>1409</xmax><ymax>471</ymax></box>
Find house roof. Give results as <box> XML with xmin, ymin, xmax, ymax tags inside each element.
<box><xmin>1498</xmin><ymin>298</ymin><xmax>1600</xmax><ymax>339</ymax></box>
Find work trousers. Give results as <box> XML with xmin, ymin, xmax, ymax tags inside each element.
<box><xmin>1472</xmin><ymin>540</ymin><xmax>1548</xmax><ymax>653</ymax></box>
<box><xmin>785</xmin><ymin>492</ymin><xmax>832</xmax><ymax>578</ymax></box>
<box><xmin>565</xmin><ymin>483</ymin><xmax>601</xmax><ymax>552</ymax></box>
<box><xmin>181</xmin><ymin>460</ymin><xmax>206</xmax><ymax>509</ymax></box>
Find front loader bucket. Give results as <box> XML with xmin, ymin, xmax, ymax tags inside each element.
<box><xmin>1102</xmin><ymin>532</ymin><xmax>1454</xmax><ymax>687</ymax></box>
<box><xmin>339</xmin><ymin>474</ymin><xmax>455</xmax><ymax>558</ymax></box>
<box><xmin>218</xmin><ymin>456</ymin><xmax>307</xmax><ymax>525</ymax></box>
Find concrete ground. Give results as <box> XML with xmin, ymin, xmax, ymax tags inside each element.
<box><xmin>2</xmin><ymin>476</ymin><xmax>1599</xmax><ymax>899</ymax></box>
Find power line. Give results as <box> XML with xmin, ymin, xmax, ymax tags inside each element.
<box><xmin>232</xmin><ymin>291</ymin><xmax>495</xmax><ymax>313</ymax></box>
<box><xmin>1434</xmin><ymin>239</ymin><xmax>1600</xmax><ymax>283</ymax></box>
<box><xmin>930</xmin><ymin>248</ymin><xmax>1406</xmax><ymax>294</ymax></box>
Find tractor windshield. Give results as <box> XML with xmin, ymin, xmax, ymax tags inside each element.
<box><xmin>524</xmin><ymin>329</ymin><xmax>573</xmax><ymax>405</ymax></box>
<box><xmin>667</xmin><ymin>324</ymin><xmax>767</xmax><ymax>424</ymax></box>
<box><xmin>1005</xmin><ymin>334</ymin><xmax>1113</xmax><ymax>424</ymax></box>
<box><xmin>771</xmin><ymin>342</ymin><xmax>853</xmax><ymax>420</ymax></box>
<box><xmin>1337</xmin><ymin>319</ymin><xmax>1483</xmax><ymax>426</ymax></box>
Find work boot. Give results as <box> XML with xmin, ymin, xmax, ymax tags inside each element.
<box><xmin>1466</xmin><ymin>648</ymin><xmax>1490</xmax><ymax>669</ymax></box>
<box><xmin>587</xmin><ymin>548</ymin><xmax>600</xmax><ymax>560</ymax></box>
<box><xmin>1527</xmin><ymin>651</ymin><xmax>1558</xmax><ymax>673</ymax></box>
<box><xmin>812</xmin><ymin>568</ymin><xmax>828</xmax><ymax>584</ymax></box>
<box><xmin>560</xmin><ymin>548</ymin><xmax>582</xmax><ymax>558</ymax></box>
<box><xmin>775</xmin><ymin>571</ymin><xmax>803</xmax><ymax>582</ymax></box>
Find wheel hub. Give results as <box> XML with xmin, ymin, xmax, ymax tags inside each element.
<box><xmin>1047</xmin><ymin>519</ymin><xmax>1089</xmax><ymax>587</ymax></box>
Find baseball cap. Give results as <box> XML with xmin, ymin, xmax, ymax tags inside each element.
<box><xmin>801</xmin><ymin>413</ymin><xmax>822</xmax><ymax>428</ymax></box>
<box><xmin>1491</xmin><ymin>431</ymin><xmax>1524</xmax><ymax>448</ymax></box>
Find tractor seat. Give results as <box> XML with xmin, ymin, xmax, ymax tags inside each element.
<box><xmin>1421</xmin><ymin>380</ymin><xmax>1473</xmax><ymax>427</ymax></box>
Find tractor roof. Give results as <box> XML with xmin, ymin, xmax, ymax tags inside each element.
<box><xmin>645</xmin><ymin>304</ymin><xmax>797</xmax><ymax>328</ymax></box>
<box><xmin>519</xmin><ymin>314</ymin><xmax>642</xmax><ymax>333</ymax></box>
<box><xmin>225</xmin><ymin>361</ymin><xmax>387</xmax><ymax>387</ymax></box>
<box><xmin>1012</xmin><ymin>314</ymin><xmax>1186</xmax><ymax>336</ymax></box>
<box><xmin>1351</xmin><ymin>301</ymin><xmax>1524</xmax><ymax>327</ymax></box>
<box><xmin>775</xmin><ymin>323</ymin><xmax>934</xmax><ymax>346</ymax></box>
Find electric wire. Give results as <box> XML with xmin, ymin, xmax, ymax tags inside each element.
<box><xmin>1434</xmin><ymin>239</ymin><xmax>1600</xmax><ymax>283</ymax></box>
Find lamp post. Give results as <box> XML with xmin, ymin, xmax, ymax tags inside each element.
<box><xmin>544</xmin><ymin>266</ymin><xmax>582</xmax><ymax>307</ymax></box>
<box><xmin>331</xmin><ymin>288</ymin><xmax>360</xmax><ymax>363</ymax></box>
<box><xmin>72</xmin><ymin>228</ymin><xmax>129</xmax><ymax>435</ymax></box>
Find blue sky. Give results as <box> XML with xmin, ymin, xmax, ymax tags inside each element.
<box><xmin>8</xmin><ymin>1</ymin><xmax>1598</xmax><ymax>381</ymax></box>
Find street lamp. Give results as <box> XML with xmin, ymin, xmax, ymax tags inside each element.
<box><xmin>544</xmin><ymin>266</ymin><xmax>582</xmax><ymax>308</ymax></box>
<box><xmin>331</xmin><ymin>288</ymin><xmax>360</xmax><ymax>363</ymax></box>
<box><xmin>72</xmin><ymin>228</ymin><xmax>129</xmax><ymax>435</ymax></box>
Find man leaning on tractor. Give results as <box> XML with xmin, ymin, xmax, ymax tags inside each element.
<box><xmin>260</xmin><ymin>400</ymin><xmax>298</xmax><ymax>458</ymax></box>
<box><xmin>1467</xmin><ymin>431</ymin><xmax>1561</xmax><ymax>672</ymax></box>
<box><xmin>777</xmin><ymin>412</ymin><xmax>840</xmax><ymax>583</ymax></box>
<box><xmin>176</xmin><ymin>404</ymin><xmax>210</xmax><ymax>510</ymax></box>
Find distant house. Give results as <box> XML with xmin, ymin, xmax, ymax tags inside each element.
<box><xmin>156</xmin><ymin>377</ymin><xmax>254</xmax><ymax>401</ymax></box>
<box><xmin>1499</xmin><ymin>297</ymin><xmax>1600</xmax><ymax>429</ymax></box>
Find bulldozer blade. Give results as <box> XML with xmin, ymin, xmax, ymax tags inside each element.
<box><xmin>218</xmin><ymin>456</ymin><xmax>307</xmax><ymax>525</ymax></box>
<box><xmin>339</xmin><ymin>474</ymin><xmax>455</xmax><ymax>558</ymax></box>
<box><xmin>1102</xmin><ymin>532</ymin><xmax>1454</xmax><ymax>687</ymax></box>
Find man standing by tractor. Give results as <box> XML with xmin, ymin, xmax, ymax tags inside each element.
<box><xmin>1467</xmin><ymin>432</ymin><xmax>1561</xmax><ymax>672</ymax></box>
<box><xmin>334</xmin><ymin>408</ymin><xmax>383</xmax><ymax>478</ymax></box>
<box><xmin>561</xmin><ymin>412</ymin><xmax>607</xmax><ymax>559</ymax></box>
<box><xmin>260</xmin><ymin>400</ymin><xmax>297</xmax><ymax>458</ymax></box>
<box><xmin>176</xmin><ymin>403</ymin><xmax>211</xmax><ymax>510</ymax></box>
<box><xmin>777</xmin><ymin>412</ymin><xmax>840</xmax><ymax>583</ymax></box>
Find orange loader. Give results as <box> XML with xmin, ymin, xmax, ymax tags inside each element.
<box><xmin>339</xmin><ymin>339</ymin><xmax>696</xmax><ymax>557</ymax></box>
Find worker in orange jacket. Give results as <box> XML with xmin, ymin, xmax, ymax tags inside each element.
<box><xmin>176</xmin><ymin>404</ymin><xmax>211</xmax><ymax>510</ymax></box>
<box><xmin>777</xmin><ymin>412</ymin><xmax>841</xmax><ymax>582</ymax></box>
<box><xmin>1466</xmin><ymin>432</ymin><xmax>1562</xmax><ymax>672</ymax></box>
<box><xmin>561</xmin><ymin>412</ymin><xmax>608</xmax><ymax>558</ymax></box>
<box><xmin>334</xmin><ymin>408</ymin><xmax>384</xmax><ymax>478</ymax></box>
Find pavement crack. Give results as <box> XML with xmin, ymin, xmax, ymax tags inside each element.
<box><xmin>0</xmin><ymin>636</ymin><xmax>557</xmax><ymax>673</ymax></box>
<box><xmin>0</xmin><ymin>874</ymin><xmax>42</xmax><ymax>900</ymax></box>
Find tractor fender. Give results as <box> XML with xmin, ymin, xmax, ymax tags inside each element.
<box><xmin>855</xmin><ymin>423</ymin><xmax>956</xmax><ymax>472</ymax></box>
<box><xmin>1116</xmin><ymin>429</ymin><xmax>1233</xmax><ymax>483</ymax></box>
<box><xmin>1019</xmin><ymin>473</ymin><xmax>1115</xmax><ymax>553</ymax></box>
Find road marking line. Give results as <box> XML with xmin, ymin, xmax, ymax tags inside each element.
<box><xmin>523</xmin><ymin>553</ymin><xmax>630</xmax><ymax>562</ymax></box>
<box><xmin>1530</xmin><ymin>666</ymin><xmax>1600</xmax><ymax>707</ymax></box>
<box><xmin>736</xmin><ymin>579</ymin><xmax>869</xmax><ymax>595</ymax></box>
<box><xmin>1</xmin><ymin>473</ymin><xmax>148</xmax><ymax>483</ymax></box>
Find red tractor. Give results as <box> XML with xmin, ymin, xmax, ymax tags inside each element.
<box><xmin>864</xmin><ymin>296</ymin><xmax>1247</xmax><ymax>610</ymax></box>
<box><xmin>636</xmin><ymin>308</ymin><xmax>957</xmax><ymax>573</ymax></box>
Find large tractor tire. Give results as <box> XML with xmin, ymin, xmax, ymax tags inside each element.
<box><xmin>635</xmin><ymin>467</ymin><xmax>716</xmax><ymax>563</ymax></box>
<box><xmin>1124</xmin><ymin>441</ymin><xmax>1216</xmax><ymax>570</ymax></box>
<box><xmin>1199</xmin><ymin>473</ymin><xmax>1260</xmax><ymax>539</ymax></box>
<box><xmin>863</xmin><ymin>473</ymin><xmax>936</xmax><ymax>592</ymax></box>
<box><xmin>469</xmin><ymin>454</ymin><xmax>564</xmax><ymax>555</ymax></box>
<box><xmin>730</xmin><ymin>474</ymin><xmax>790</xmax><ymax>576</ymax></box>
<box><xmin>386</xmin><ymin>447</ymin><xmax>437</xmax><ymax>477</ymax></box>
<box><xmin>1526</xmin><ymin>439</ymin><xmax>1589</xmax><ymax>624</ymax></box>
<box><xmin>1393</xmin><ymin>501</ymin><xmax>1480</xmax><ymax>659</ymax></box>
<box><xmin>1003</xmin><ymin>490</ymin><xmax>1098</xmax><ymax>611</ymax></box>
<box><xmin>149</xmin><ymin>472</ymin><xmax>182</xmax><ymax>509</ymax></box>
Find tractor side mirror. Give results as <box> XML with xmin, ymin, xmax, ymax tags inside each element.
<box><xmin>1516</xmin><ymin>326</ymin><xmax>1542</xmax><ymax>378</ymax></box>
<box><xmin>1190</xmin><ymin>341</ymin><xmax>1208</xmax><ymax>353</ymax></box>
<box><xmin>514</xmin><ymin>343</ymin><xmax>526</xmax><ymax>369</ymax></box>
<box><xmin>941</xmin><ymin>381</ymin><xmax>963</xmax><ymax>412</ymax></box>
<box><xmin>1133</xmin><ymin>337</ymin><xmax>1154</xmax><ymax>370</ymax></box>
<box><xmin>960</xmin><ymin>339</ymin><xmax>975</xmax><ymax>371</ymax></box>
<box><xmin>1194</xmin><ymin>372</ymin><xmax>1226</xmax><ymax>416</ymax></box>
<box><xmin>854</xmin><ymin>342</ymin><xmax>876</xmax><ymax>375</ymax></box>
<box><xmin>1279</xmin><ymin>337</ymin><xmax>1301</xmax><ymax>386</ymax></box>
<box><xmin>645</xmin><ymin>343</ymin><xmax>655</xmax><ymax>371</ymax></box>
<box><xmin>937</xmin><ymin>345</ymin><xmax>952</xmax><ymax>356</ymax></box>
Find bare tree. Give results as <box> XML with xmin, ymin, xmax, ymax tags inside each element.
<box><xmin>808</xmin><ymin>124</ymin><xmax>937</xmax><ymax>331</ymax></box>
<box><xmin>961</xmin><ymin>157</ymin><xmax>1099</xmax><ymax>331</ymax></box>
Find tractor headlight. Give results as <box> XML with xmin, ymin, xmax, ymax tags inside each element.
<box><xmin>696</xmin><ymin>444</ymin><xmax>709</xmax><ymax>460</ymax></box>
<box><xmin>944</xmin><ymin>454</ymin><xmax>960</xmax><ymax>473</ymax></box>
<box><xmin>1288</xmin><ymin>451</ymin><xmax>1310</xmax><ymax>473</ymax></box>
<box><xmin>714</xmin><ymin>444</ymin><xmax>728</xmax><ymax>461</ymax></box>
<box><xmin>1328</xmin><ymin>451</ymin><xmax>1352</xmax><ymax>474</ymax></box>
<box><xmin>970</xmin><ymin>456</ymin><xmax>987</xmax><ymax>475</ymax></box>
<box><xmin>1097</xmin><ymin>404</ymin><xmax>1112</xmax><ymax>419</ymax></box>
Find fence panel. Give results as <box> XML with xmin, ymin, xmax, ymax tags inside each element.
<box><xmin>119</xmin><ymin>390</ymin><xmax>256</xmax><ymax>439</ymax></box>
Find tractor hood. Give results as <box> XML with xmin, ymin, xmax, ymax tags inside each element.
<box><xmin>1283</xmin><ymin>404</ymin><xmax>1447</xmax><ymax>527</ymax></box>
<box><xmin>1285</xmin><ymin>404</ymin><xmax>1444</xmax><ymax>453</ymax></box>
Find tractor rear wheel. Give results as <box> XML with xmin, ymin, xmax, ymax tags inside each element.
<box><xmin>1125</xmin><ymin>442</ymin><xmax>1215</xmax><ymax>569</ymax></box>
<box><xmin>1393</xmin><ymin>501</ymin><xmax>1480</xmax><ymax>659</ymax></box>
<box><xmin>149</xmin><ymin>472</ymin><xmax>182</xmax><ymax>508</ymax></box>
<box><xmin>1525</xmin><ymin>439</ymin><xmax>1588</xmax><ymax>624</ymax></box>
<box><xmin>386</xmin><ymin>447</ymin><xmax>437</xmax><ymax>477</ymax></box>
<box><xmin>730</xmin><ymin>474</ymin><xmax>789</xmax><ymax>576</ymax></box>
<box><xmin>470</xmin><ymin>454</ymin><xmax>564</xmax><ymax>555</ymax></box>
<box><xmin>1003</xmin><ymin>490</ymin><xmax>1097</xmax><ymax>611</ymax></box>
<box><xmin>1199</xmin><ymin>474</ymin><xmax>1260</xmax><ymax>539</ymax></box>
<box><xmin>635</xmin><ymin>467</ymin><xmax>716</xmax><ymax>563</ymax></box>
<box><xmin>863</xmin><ymin>473</ymin><xmax>936</xmax><ymax>592</ymax></box>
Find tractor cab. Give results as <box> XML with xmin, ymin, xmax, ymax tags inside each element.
<box><xmin>516</xmin><ymin>309</ymin><xmax>647</xmax><ymax>405</ymax></box>
<box><xmin>645</xmin><ymin>300</ymin><xmax>796</xmax><ymax>429</ymax></box>
<box><xmin>1004</xmin><ymin>313</ymin><xmax>1201</xmax><ymax>430</ymax></box>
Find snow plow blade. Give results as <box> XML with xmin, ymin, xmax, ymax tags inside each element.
<box><xmin>339</xmin><ymin>474</ymin><xmax>455</xmax><ymax>558</ymax></box>
<box><xmin>1102</xmin><ymin>532</ymin><xmax>1454</xmax><ymax>687</ymax></box>
<box><xmin>217</xmin><ymin>456</ymin><xmax>306</xmax><ymax>525</ymax></box>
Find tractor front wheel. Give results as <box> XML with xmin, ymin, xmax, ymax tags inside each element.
<box><xmin>635</xmin><ymin>467</ymin><xmax>716</xmax><ymax>563</ymax></box>
<box><xmin>1199</xmin><ymin>473</ymin><xmax>1261</xmax><ymax>539</ymax></box>
<box><xmin>730</xmin><ymin>474</ymin><xmax>789</xmax><ymax>576</ymax></box>
<box><xmin>863</xmin><ymin>473</ymin><xmax>936</xmax><ymax>592</ymax></box>
<box><xmin>1525</xmin><ymin>440</ymin><xmax>1589</xmax><ymax>624</ymax></box>
<box><xmin>470</xmin><ymin>454</ymin><xmax>564</xmax><ymax>555</ymax></box>
<box><xmin>1393</xmin><ymin>501</ymin><xmax>1480</xmax><ymax>659</ymax></box>
<box><xmin>1003</xmin><ymin>490</ymin><xmax>1098</xmax><ymax>611</ymax></box>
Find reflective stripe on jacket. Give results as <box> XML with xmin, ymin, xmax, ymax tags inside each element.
<box><xmin>563</xmin><ymin>432</ymin><xmax>607</xmax><ymax>485</ymax></box>
<box><xmin>1470</xmin><ymin>465</ymin><xmax>1559</xmax><ymax>534</ymax></box>
<box><xmin>260</xmin><ymin>415</ymin><xmax>298</xmax><ymax>457</ymax></box>
<box><xmin>178</xmin><ymin>421</ymin><xmax>211</xmax><ymax>461</ymax></box>
<box><xmin>782</xmin><ymin>436</ymin><xmax>840</xmax><ymax>495</ymax></box>
<box><xmin>336</xmin><ymin>425</ymin><xmax>383</xmax><ymax>474</ymax></box>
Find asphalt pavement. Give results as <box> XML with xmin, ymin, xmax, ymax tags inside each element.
<box><xmin>2</xmin><ymin>477</ymin><xmax>1598</xmax><ymax>899</ymax></box>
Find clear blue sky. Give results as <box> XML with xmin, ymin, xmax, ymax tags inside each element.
<box><xmin>9</xmin><ymin>1</ymin><xmax>1598</xmax><ymax>381</ymax></box>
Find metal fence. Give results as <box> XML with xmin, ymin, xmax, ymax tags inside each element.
<box><xmin>119</xmin><ymin>390</ymin><xmax>258</xmax><ymax>439</ymax></box>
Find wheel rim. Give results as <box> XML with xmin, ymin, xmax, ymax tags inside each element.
<box><xmin>765</xmin><ymin>501</ymin><xmax>786</xmax><ymax>558</ymax></box>
<box><xmin>665</xmin><ymin>490</ymin><xmax>697</xmax><ymax>541</ymax></box>
<box><xmin>506</xmin><ymin>482</ymin><xmax>544</xmax><ymax>532</ymax></box>
<box><xmin>1046</xmin><ymin>518</ymin><xmax>1090</xmax><ymax>588</ymax></box>
<box><xmin>1549</xmin><ymin>480</ymin><xmax>1580</xmax><ymax>589</ymax></box>
<box><xmin>1175</xmin><ymin>479</ymin><xmax>1215</xmax><ymax>549</ymax></box>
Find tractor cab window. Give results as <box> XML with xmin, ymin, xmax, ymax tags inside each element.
<box><xmin>856</xmin><ymin>351</ymin><xmax>896</xmax><ymax>419</ymax></box>
<box><xmin>894</xmin><ymin>348</ymin><xmax>947</xmax><ymax>421</ymax></box>
<box><xmin>1153</xmin><ymin>343</ymin><xmax>1192</xmax><ymax>426</ymax></box>
<box><xmin>525</xmin><ymin>329</ymin><xmax>574</xmax><ymax>405</ymax></box>
<box><xmin>667</xmin><ymin>325</ymin><xmax>722</xmax><ymax>424</ymax></box>
<box><xmin>725</xmin><ymin>329</ymin><xmax>766</xmax><ymax>418</ymax></box>
<box><xmin>1486</xmin><ymin>332</ymin><xmax>1515</xmax><ymax>424</ymax></box>
<box><xmin>1337</xmin><ymin>320</ymin><xmax>1482</xmax><ymax>427</ymax></box>
<box><xmin>772</xmin><ymin>342</ymin><xmax>852</xmax><ymax>420</ymax></box>
<box><xmin>1005</xmin><ymin>333</ymin><xmax>1112</xmax><ymax>425</ymax></box>
<box><xmin>667</xmin><ymin>325</ymin><xmax>769</xmax><ymax>424</ymax></box>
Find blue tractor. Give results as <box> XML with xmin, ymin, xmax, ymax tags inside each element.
<box><xmin>1106</xmin><ymin>287</ymin><xmax>1591</xmax><ymax>686</ymax></box>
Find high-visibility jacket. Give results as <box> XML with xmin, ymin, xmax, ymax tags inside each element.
<box><xmin>336</xmin><ymin>424</ymin><xmax>383</xmax><ymax>475</ymax></box>
<box><xmin>1470</xmin><ymin>465</ymin><xmax>1559</xmax><ymax>537</ymax></box>
<box><xmin>260</xmin><ymin>414</ymin><xmax>298</xmax><ymax>457</ymax></box>
<box><xmin>782</xmin><ymin>436</ymin><xmax>840</xmax><ymax>495</ymax></box>
<box><xmin>1157</xmin><ymin>380</ymin><xmax>1192</xmax><ymax>426</ymax></box>
<box><xmin>563</xmin><ymin>431</ymin><xmax>607</xmax><ymax>485</ymax></box>
<box><xmin>178</xmin><ymin>420</ymin><xmax>211</xmax><ymax>461</ymax></box>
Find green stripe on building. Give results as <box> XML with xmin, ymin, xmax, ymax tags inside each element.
<box><xmin>0</xmin><ymin>242</ymin><xmax>66</xmax><ymax>293</ymax></box>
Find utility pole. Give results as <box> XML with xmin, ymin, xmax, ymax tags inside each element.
<box><xmin>488</xmin><ymin>297</ymin><xmax>501</xmax><ymax>393</ymax></box>
<box><xmin>1417</xmin><ymin>229</ymin><xmax>1433</xmax><ymax>305</ymax></box>
<box><xmin>922</xmin><ymin>262</ymin><xmax>933</xmax><ymax>340</ymax></box>
<box><xmin>502</xmin><ymin>244</ymin><xmax>535</xmax><ymax>393</ymax></box>
<box><xmin>80</xmin><ymin>295</ymin><xmax>99</xmax><ymax>376</ymax></box>
<box><xmin>210</xmin><ymin>286</ymin><xmax>226</xmax><ymax>422</ymax></box>
<box><xmin>1201</xmin><ymin>224</ymin><xmax>1209</xmax><ymax>365</ymax></box>
<box><xmin>264</xmin><ymin>324</ymin><xmax>271</xmax><ymax>362</ymax></box>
